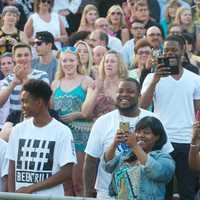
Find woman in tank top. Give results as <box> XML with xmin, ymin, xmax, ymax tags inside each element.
<box><xmin>0</xmin><ymin>6</ymin><xmax>27</xmax><ymax>55</ymax></box>
<box><xmin>106</xmin><ymin>5</ymin><xmax>130</xmax><ymax>44</ymax></box>
<box><xmin>24</xmin><ymin>0</ymin><xmax>68</xmax><ymax>50</ymax></box>
<box><xmin>51</xmin><ymin>46</ymin><xmax>94</xmax><ymax>196</ymax></box>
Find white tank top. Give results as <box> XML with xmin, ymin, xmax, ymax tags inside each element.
<box><xmin>31</xmin><ymin>12</ymin><xmax>62</xmax><ymax>49</ymax></box>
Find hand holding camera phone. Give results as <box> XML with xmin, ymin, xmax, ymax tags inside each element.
<box><xmin>117</xmin><ymin>122</ymin><xmax>130</xmax><ymax>151</ymax></box>
<box><xmin>157</xmin><ymin>55</ymin><xmax>179</xmax><ymax>75</ymax></box>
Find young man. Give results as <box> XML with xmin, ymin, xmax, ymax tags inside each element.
<box><xmin>32</xmin><ymin>31</ymin><xmax>58</xmax><ymax>83</ymax></box>
<box><xmin>141</xmin><ymin>35</ymin><xmax>200</xmax><ymax>200</ymax></box>
<box><xmin>121</xmin><ymin>20</ymin><xmax>146</xmax><ymax>68</ymax></box>
<box><xmin>83</xmin><ymin>78</ymin><xmax>173</xmax><ymax>198</ymax></box>
<box><xmin>0</xmin><ymin>43</ymin><xmax>49</xmax><ymax>112</ymax></box>
<box><xmin>134</xmin><ymin>0</ymin><xmax>162</xmax><ymax>33</ymax></box>
<box><xmin>6</xmin><ymin>79</ymin><xmax>77</xmax><ymax>196</ymax></box>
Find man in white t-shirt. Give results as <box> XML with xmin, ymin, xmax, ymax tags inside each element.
<box><xmin>141</xmin><ymin>35</ymin><xmax>200</xmax><ymax>200</ymax></box>
<box><xmin>6</xmin><ymin>79</ymin><xmax>77</xmax><ymax>196</ymax></box>
<box><xmin>83</xmin><ymin>78</ymin><xmax>173</xmax><ymax>199</ymax></box>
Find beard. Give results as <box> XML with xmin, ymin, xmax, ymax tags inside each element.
<box><xmin>116</xmin><ymin>102</ymin><xmax>138</xmax><ymax>114</ymax></box>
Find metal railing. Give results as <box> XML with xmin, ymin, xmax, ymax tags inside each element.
<box><xmin>0</xmin><ymin>192</ymin><xmax>96</xmax><ymax>200</ymax></box>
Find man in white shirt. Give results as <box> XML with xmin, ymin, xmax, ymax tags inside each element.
<box><xmin>141</xmin><ymin>35</ymin><xmax>200</xmax><ymax>200</ymax></box>
<box><xmin>83</xmin><ymin>78</ymin><xmax>173</xmax><ymax>199</ymax></box>
<box><xmin>6</xmin><ymin>79</ymin><xmax>77</xmax><ymax>196</ymax></box>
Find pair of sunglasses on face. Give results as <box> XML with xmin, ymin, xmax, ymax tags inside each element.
<box><xmin>33</xmin><ymin>40</ymin><xmax>44</xmax><ymax>46</ymax></box>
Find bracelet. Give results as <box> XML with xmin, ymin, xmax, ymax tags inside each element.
<box><xmin>190</xmin><ymin>144</ymin><xmax>200</xmax><ymax>148</ymax></box>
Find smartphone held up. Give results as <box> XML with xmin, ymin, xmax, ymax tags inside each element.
<box><xmin>117</xmin><ymin>122</ymin><xmax>130</xmax><ymax>152</ymax></box>
<box><xmin>157</xmin><ymin>55</ymin><xmax>179</xmax><ymax>75</ymax></box>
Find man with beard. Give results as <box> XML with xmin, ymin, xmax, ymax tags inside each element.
<box><xmin>141</xmin><ymin>34</ymin><xmax>200</xmax><ymax>200</ymax></box>
<box><xmin>83</xmin><ymin>78</ymin><xmax>173</xmax><ymax>199</ymax></box>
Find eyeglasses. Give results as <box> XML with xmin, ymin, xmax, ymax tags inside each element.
<box><xmin>132</xmin><ymin>26</ymin><xmax>144</xmax><ymax>30</ymax></box>
<box><xmin>60</xmin><ymin>46</ymin><xmax>78</xmax><ymax>53</ymax></box>
<box><xmin>111</xmin><ymin>12</ymin><xmax>122</xmax><ymax>16</ymax></box>
<box><xmin>137</xmin><ymin>50</ymin><xmax>151</xmax><ymax>55</ymax></box>
<box><xmin>41</xmin><ymin>0</ymin><xmax>51</xmax><ymax>4</ymax></box>
<box><xmin>148</xmin><ymin>33</ymin><xmax>161</xmax><ymax>37</ymax></box>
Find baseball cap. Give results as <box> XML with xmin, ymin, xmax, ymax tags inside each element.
<box><xmin>35</xmin><ymin>31</ymin><xmax>57</xmax><ymax>50</ymax></box>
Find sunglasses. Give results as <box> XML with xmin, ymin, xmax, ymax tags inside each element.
<box><xmin>41</xmin><ymin>0</ymin><xmax>51</xmax><ymax>4</ymax></box>
<box><xmin>34</xmin><ymin>41</ymin><xmax>44</xmax><ymax>46</ymax></box>
<box><xmin>111</xmin><ymin>12</ymin><xmax>122</xmax><ymax>16</ymax></box>
<box><xmin>60</xmin><ymin>46</ymin><xmax>78</xmax><ymax>53</ymax></box>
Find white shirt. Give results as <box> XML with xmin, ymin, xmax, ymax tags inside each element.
<box><xmin>53</xmin><ymin>0</ymin><xmax>81</xmax><ymax>28</ymax></box>
<box><xmin>6</xmin><ymin>118</ymin><xmax>77</xmax><ymax>196</ymax></box>
<box><xmin>0</xmin><ymin>80</ymin><xmax>10</xmax><ymax>129</ymax></box>
<box><xmin>142</xmin><ymin>69</ymin><xmax>200</xmax><ymax>143</ymax></box>
<box><xmin>30</xmin><ymin>12</ymin><xmax>62</xmax><ymax>49</ymax></box>
<box><xmin>85</xmin><ymin>109</ymin><xmax>173</xmax><ymax>197</ymax></box>
<box><xmin>0</xmin><ymin>139</ymin><xmax>8</xmax><ymax>192</ymax></box>
<box><xmin>121</xmin><ymin>38</ymin><xmax>135</xmax><ymax>68</ymax></box>
<box><xmin>108</xmin><ymin>35</ymin><xmax>123</xmax><ymax>53</ymax></box>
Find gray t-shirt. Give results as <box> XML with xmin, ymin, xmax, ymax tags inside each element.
<box><xmin>32</xmin><ymin>57</ymin><xmax>57</xmax><ymax>83</ymax></box>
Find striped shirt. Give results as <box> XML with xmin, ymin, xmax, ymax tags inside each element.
<box><xmin>2</xmin><ymin>69</ymin><xmax>49</xmax><ymax>112</ymax></box>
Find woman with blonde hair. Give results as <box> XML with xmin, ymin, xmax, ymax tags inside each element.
<box><xmin>74</xmin><ymin>40</ymin><xmax>93</xmax><ymax>76</ymax></box>
<box><xmin>24</xmin><ymin>0</ymin><xmax>68</xmax><ymax>50</ymax></box>
<box><xmin>175</xmin><ymin>7</ymin><xmax>200</xmax><ymax>52</ymax></box>
<box><xmin>51</xmin><ymin>46</ymin><xmax>94</xmax><ymax>196</ymax></box>
<box><xmin>106</xmin><ymin>5</ymin><xmax>130</xmax><ymax>44</ymax></box>
<box><xmin>174</xmin><ymin>7</ymin><xmax>195</xmax><ymax>35</ymax></box>
<box><xmin>78</xmin><ymin>4</ymin><xmax>99</xmax><ymax>32</ymax></box>
<box><xmin>82</xmin><ymin>50</ymin><xmax>128</xmax><ymax>120</ymax></box>
<box><xmin>160</xmin><ymin>0</ymin><xmax>181</xmax><ymax>37</ymax></box>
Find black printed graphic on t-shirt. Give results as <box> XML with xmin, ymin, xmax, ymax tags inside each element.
<box><xmin>16</xmin><ymin>139</ymin><xmax>55</xmax><ymax>183</ymax></box>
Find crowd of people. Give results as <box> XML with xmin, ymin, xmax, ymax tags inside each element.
<box><xmin>0</xmin><ymin>0</ymin><xmax>200</xmax><ymax>199</ymax></box>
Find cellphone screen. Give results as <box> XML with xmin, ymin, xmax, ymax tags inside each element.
<box><xmin>119</xmin><ymin>122</ymin><xmax>129</xmax><ymax>132</ymax></box>
<box><xmin>167</xmin><ymin>57</ymin><xmax>179</xmax><ymax>75</ymax></box>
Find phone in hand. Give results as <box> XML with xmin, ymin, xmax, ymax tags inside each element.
<box><xmin>119</xmin><ymin>122</ymin><xmax>129</xmax><ymax>132</ymax></box>
<box><xmin>157</xmin><ymin>56</ymin><xmax>179</xmax><ymax>75</ymax></box>
<box><xmin>118</xmin><ymin>122</ymin><xmax>130</xmax><ymax>151</ymax></box>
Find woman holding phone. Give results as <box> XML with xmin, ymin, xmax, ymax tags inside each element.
<box><xmin>103</xmin><ymin>117</ymin><xmax>175</xmax><ymax>199</ymax></box>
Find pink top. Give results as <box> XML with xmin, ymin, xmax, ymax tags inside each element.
<box><xmin>92</xmin><ymin>89</ymin><xmax>116</xmax><ymax>121</ymax></box>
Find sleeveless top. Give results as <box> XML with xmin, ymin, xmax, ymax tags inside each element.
<box><xmin>31</xmin><ymin>12</ymin><xmax>62</xmax><ymax>49</ymax></box>
<box><xmin>0</xmin><ymin>28</ymin><xmax>20</xmax><ymax>55</ymax></box>
<box><xmin>92</xmin><ymin>87</ymin><xmax>116</xmax><ymax>120</ymax></box>
<box><xmin>114</xmin><ymin>29</ymin><xmax>122</xmax><ymax>41</ymax></box>
<box><xmin>53</xmin><ymin>83</ymin><xmax>93</xmax><ymax>152</ymax></box>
